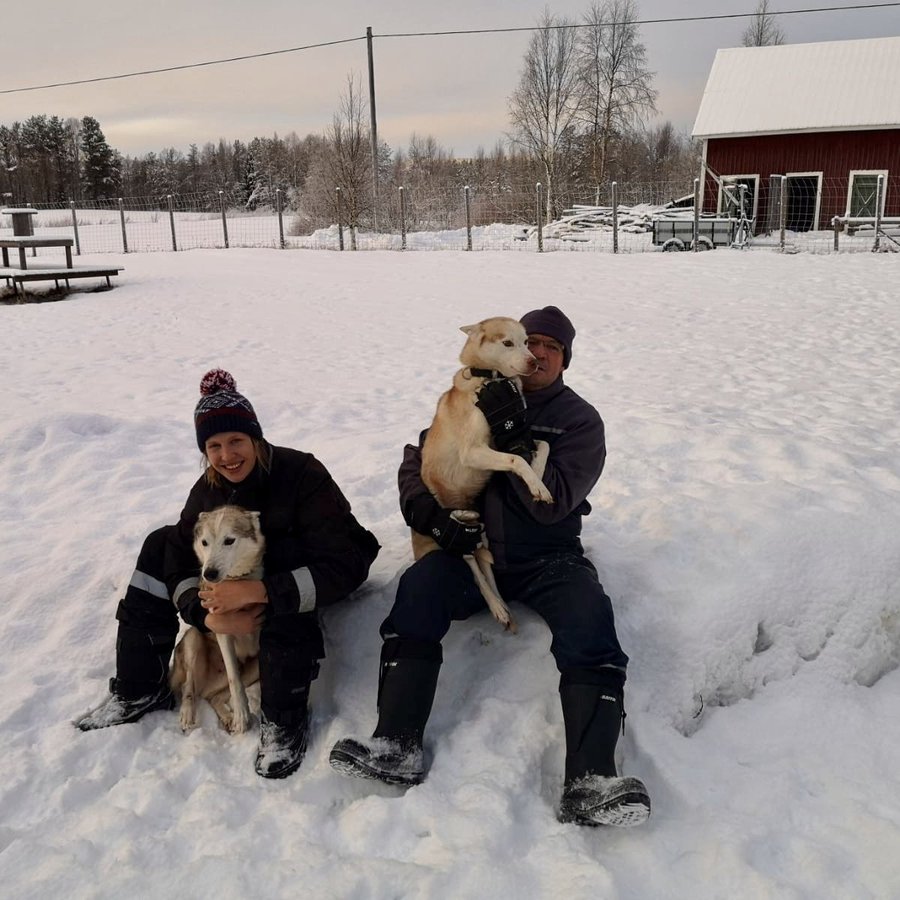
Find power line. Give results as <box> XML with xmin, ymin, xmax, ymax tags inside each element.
<box><xmin>1</xmin><ymin>2</ymin><xmax>898</xmax><ymax>96</ymax></box>
<box><xmin>0</xmin><ymin>36</ymin><xmax>365</xmax><ymax>96</ymax></box>
<box><xmin>378</xmin><ymin>2</ymin><xmax>900</xmax><ymax>38</ymax></box>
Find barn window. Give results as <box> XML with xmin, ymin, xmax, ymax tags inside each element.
<box><xmin>847</xmin><ymin>171</ymin><xmax>889</xmax><ymax>218</ymax></box>
<box><xmin>718</xmin><ymin>176</ymin><xmax>759</xmax><ymax>221</ymax></box>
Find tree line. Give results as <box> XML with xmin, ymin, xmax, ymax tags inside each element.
<box><xmin>1</xmin><ymin>0</ymin><xmax>784</xmax><ymax>228</ymax></box>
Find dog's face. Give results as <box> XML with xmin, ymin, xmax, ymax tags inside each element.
<box><xmin>194</xmin><ymin>506</ymin><xmax>264</xmax><ymax>583</ymax></box>
<box><xmin>458</xmin><ymin>317</ymin><xmax>537</xmax><ymax>377</ymax></box>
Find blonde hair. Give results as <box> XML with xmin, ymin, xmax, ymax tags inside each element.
<box><xmin>203</xmin><ymin>437</ymin><xmax>271</xmax><ymax>487</ymax></box>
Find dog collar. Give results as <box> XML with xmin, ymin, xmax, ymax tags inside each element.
<box><xmin>468</xmin><ymin>367</ymin><xmax>503</xmax><ymax>380</ymax></box>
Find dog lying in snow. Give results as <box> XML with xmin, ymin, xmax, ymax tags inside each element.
<box><xmin>411</xmin><ymin>317</ymin><xmax>553</xmax><ymax>632</ymax></box>
<box><xmin>170</xmin><ymin>505</ymin><xmax>264</xmax><ymax>733</ymax></box>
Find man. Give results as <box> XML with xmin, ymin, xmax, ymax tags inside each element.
<box><xmin>330</xmin><ymin>306</ymin><xmax>650</xmax><ymax>827</ymax></box>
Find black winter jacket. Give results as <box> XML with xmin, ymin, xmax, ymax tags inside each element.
<box><xmin>399</xmin><ymin>376</ymin><xmax>605</xmax><ymax>569</ymax></box>
<box><xmin>166</xmin><ymin>444</ymin><xmax>380</xmax><ymax>624</ymax></box>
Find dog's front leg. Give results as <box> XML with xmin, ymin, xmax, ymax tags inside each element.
<box><xmin>216</xmin><ymin>633</ymin><xmax>251</xmax><ymax>734</ymax></box>
<box><xmin>461</xmin><ymin>444</ymin><xmax>553</xmax><ymax>504</ymax></box>
<box><xmin>531</xmin><ymin>439</ymin><xmax>550</xmax><ymax>482</ymax></box>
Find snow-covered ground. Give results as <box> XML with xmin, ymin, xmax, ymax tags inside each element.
<box><xmin>2</xmin><ymin>248</ymin><xmax>899</xmax><ymax>899</ymax></box>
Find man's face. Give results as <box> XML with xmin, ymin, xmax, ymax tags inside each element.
<box><xmin>522</xmin><ymin>333</ymin><xmax>565</xmax><ymax>392</ymax></box>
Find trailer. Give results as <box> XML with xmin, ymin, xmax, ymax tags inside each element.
<box><xmin>651</xmin><ymin>216</ymin><xmax>735</xmax><ymax>251</ymax></box>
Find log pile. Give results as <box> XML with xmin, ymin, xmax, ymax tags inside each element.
<box><xmin>531</xmin><ymin>203</ymin><xmax>695</xmax><ymax>241</ymax></box>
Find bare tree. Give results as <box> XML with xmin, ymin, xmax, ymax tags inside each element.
<box><xmin>304</xmin><ymin>73</ymin><xmax>373</xmax><ymax>236</ymax></box>
<box><xmin>577</xmin><ymin>0</ymin><xmax>657</xmax><ymax>190</ymax></box>
<box><xmin>508</xmin><ymin>10</ymin><xmax>582</xmax><ymax>222</ymax></box>
<box><xmin>741</xmin><ymin>0</ymin><xmax>785</xmax><ymax>47</ymax></box>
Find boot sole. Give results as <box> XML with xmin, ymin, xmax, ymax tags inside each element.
<box><xmin>329</xmin><ymin>747</ymin><xmax>423</xmax><ymax>786</ymax></box>
<box><xmin>559</xmin><ymin>777</ymin><xmax>651</xmax><ymax>828</ymax></box>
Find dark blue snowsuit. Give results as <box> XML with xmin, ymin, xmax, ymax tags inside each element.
<box><xmin>384</xmin><ymin>376</ymin><xmax>628</xmax><ymax>676</ymax></box>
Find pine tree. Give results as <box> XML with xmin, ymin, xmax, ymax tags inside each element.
<box><xmin>79</xmin><ymin>116</ymin><xmax>119</xmax><ymax>200</ymax></box>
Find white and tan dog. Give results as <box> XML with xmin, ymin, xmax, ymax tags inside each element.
<box><xmin>412</xmin><ymin>317</ymin><xmax>553</xmax><ymax>632</ymax></box>
<box><xmin>170</xmin><ymin>505</ymin><xmax>264</xmax><ymax>734</ymax></box>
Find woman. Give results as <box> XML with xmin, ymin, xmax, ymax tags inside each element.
<box><xmin>77</xmin><ymin>369</ymin><xmax>380</xmax><ymax>780</ymax></box>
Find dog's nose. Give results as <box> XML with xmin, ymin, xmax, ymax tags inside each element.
<box><xmin>203</xmin><ymin>567</ymin><xmax>220</xmax><ymax>582</ymax></box>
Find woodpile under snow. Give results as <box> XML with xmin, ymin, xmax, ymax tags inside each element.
<box><xmin>531</xmin><ymin>202</ymin><xmax>695</xmax><ymax>241</ymax></box>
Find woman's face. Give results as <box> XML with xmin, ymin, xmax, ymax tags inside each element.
<box><xmin>204</xmin><ymin>431</ymin><xmax>258</xmax><ymax>483</ymax></box>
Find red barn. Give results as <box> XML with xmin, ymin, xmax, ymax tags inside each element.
<box><xmin>692</xmin><ymin>36</ymin><xmax>900</xmax><ymax>232</ymax></box>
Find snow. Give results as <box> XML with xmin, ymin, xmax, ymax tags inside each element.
<box><xmin>2</xmin><ymin>247</ymin><xmax>900</xmax><ymax>898</ymax></box>
<box><xmin>692</xmin><ymin>36</ymin><xmax>900</xmax><ymax>139</ymax></box>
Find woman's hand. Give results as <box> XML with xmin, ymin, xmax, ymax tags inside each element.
<box><xmin>204</xmin><ymin>604</ymin><xmax>267</xmax><ymax>636</ymax></box>
<box><xmin>199</xmin><ymin>579</ymin><xmax>268</xmax><ymax>615</ymax></box>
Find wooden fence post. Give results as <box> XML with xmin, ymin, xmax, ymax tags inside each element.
<box><xmin>874</xmin><ymin>174</ymin><xmax>884</xmax><ymax>252</ymax></box>
<box><xmin>612</xmin><ymin>181</ymin><xmax>619</xmax><ymax>254</ymax></box>
<box><xmin>167</xmin><ymin>194</ymin><xmax>177</xmax><ymax>251</ymax></box>
<box><xmin>536</xmin><ymin>183</ymin><xmax>543</xmax><ymax>253</ymax></box>
<box><xmin>276</xmin><ymin>189</ymin><xmax>285</xmax><ymax>249</ymax></box>
<box><xmin>69</xmin><ymin>201</ymin><xmax>81</xmax><ymax>256</ymax></box>
<box><xmin>118</xmin><ymin>198</ymin><xmax>128</xmax><ymax>253</ymax></box>
<box><xmin>336</xmin><ymin>188</ymin><xmax>344</xmax><ymax>251</ymax></box>
<box><xmin>219</xmin><ymin>191</ymin><xmax>229</xmax><ymax>249</ymax></box>
<box><xmin>692</xmin><ymin>178</ymin><xmax>700</xmax><ymax>252</ymax></box>
<box><xmin>465</xmin><ymin>186</ymin><xmax>472</xmax><ymax>251</ymax></box>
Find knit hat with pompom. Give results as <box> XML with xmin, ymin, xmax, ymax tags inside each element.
<box><xmin>194</xmin><ymin>369</ymin><xmax>263</xmax><ymax>451</ymax></box>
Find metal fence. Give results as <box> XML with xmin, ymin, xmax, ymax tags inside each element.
<box><xmin>4</xmin><ymin>176</ymin><xmax>898</xmax><ymax>256</ymax></box>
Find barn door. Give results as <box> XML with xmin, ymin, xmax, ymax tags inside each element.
<box><xmin>784</xmin><ymin>174</ymin><xmax>822</xmax><ymax>232</ymax></box>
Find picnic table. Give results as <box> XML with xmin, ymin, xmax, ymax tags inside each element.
<box><xmin>0</xmin><ymin>235</ymin><xmax>74</xmax><ymax>270</ymax></box>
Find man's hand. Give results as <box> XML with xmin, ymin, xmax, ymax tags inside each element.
<box><xmin>199</xmin><ymin>579</ymin><xmax>268</xmax><ymax>615</ymax></box>
<box><xmin>204</xmin><ymin>604</ymin><xmax>267</xmax><ymax>636</ymax></box>
<box><xmin>475</xmin><ymin>378</ymin><xmax>536</xmax><ymax>460</ymax></box>
<box><xmin>408</xmin><ymin>494</ymin><xmax>484</xmax><ymax>555</ymax></box>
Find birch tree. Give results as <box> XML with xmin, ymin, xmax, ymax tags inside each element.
<box><xmin>508</xmin><ymin>11</ymin><xmax>582</xmax><ymax>222</ymax></box>
<box><xmin>577</xmin><ymin>0</ymin><xmax>657</xmax><ymax>190</ymax></box>
<box><xmin>741</xmin><ymin>0</ymin><xmax>785</xmax><ymax>47</ymax></box>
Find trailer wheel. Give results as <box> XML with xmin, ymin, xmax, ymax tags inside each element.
<box><xmin>662</xmin><ymin>238</ymin><xmax>686</xmax><ymax>252</ymax></box>
<box><xmin>693</xmin><ymin>236</ymin><xmax>714</xmax><ymax>251</ymax></box>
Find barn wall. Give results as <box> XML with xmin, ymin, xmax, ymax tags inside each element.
<box><xmin>702</xmin><ymin>130</ymin><xmax>900</xmax><ymax>228</ymax></box>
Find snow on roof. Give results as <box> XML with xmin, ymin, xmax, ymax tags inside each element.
<box><xmin>692</xmin><ymin>36</ymin><xmax>900</xmax><ymax>139</ymax></box>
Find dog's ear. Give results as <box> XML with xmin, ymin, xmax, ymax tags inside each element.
<box><xmin>459</xmin><ymin>323</ymin><xmax>478</xmax><ymax>336</ymax></box>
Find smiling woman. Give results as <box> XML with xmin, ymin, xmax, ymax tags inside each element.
<box><xmin>75</xmin><ymin>367</ymin><xmax>381</xmax><ymax>780</ymax></box>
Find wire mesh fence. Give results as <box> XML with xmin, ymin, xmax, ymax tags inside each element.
<box><xmin>4</xmin><ymin>175</ymin><xmax>898</xmax><ymax>258</ymax></box>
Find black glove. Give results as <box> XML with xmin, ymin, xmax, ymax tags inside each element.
<box><xmin>407</xmin><ymin>493</ymin><xmax>484</xmax><ymax>555</ymax></box>
<box><xmin>475</xmin><ymin>378</ymin><xmax>536</xmax><ymax>460</ymax></box>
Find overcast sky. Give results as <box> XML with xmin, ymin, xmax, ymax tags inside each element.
<box><xmin>2</xmin><ymin>1</ymin><xmax>898</xmax><ymax>157</ymax></box>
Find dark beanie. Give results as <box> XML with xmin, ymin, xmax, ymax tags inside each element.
<box><xmin>520</xmin><ymin>305</ymin><xmax>576</xmax><ymax>368</ymax></box>
<box><xmin>194</xmin><ymin>369</ymin><xmax>263</xmax><ymax>451</ymax></box>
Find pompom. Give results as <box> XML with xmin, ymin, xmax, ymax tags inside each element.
<box><xmin>199</xmin><ymin>368</ymin><xmax>236</xmax><ymax>396</ymax></box>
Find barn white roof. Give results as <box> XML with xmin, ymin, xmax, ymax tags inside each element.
<box><xmin>692</xmin><ymin>36</ymin><xmax>900</xmax><ymax>139</ymax></box>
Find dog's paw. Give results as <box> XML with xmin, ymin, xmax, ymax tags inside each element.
<box><xmin>229</xmin><ymin>708</ymin><xmax>253</xmax><ymax>735</ymax></box>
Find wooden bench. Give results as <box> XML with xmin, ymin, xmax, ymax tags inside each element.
<box><xmin>2</xmin><ymin>265</ymin><xmax>123</xmax><ymax>295</ymax></box>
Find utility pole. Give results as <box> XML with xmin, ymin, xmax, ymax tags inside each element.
<box><xmin>366</xmin><ymin>26</ymin><xmax>379</xmax><ymax>230</ymax></box>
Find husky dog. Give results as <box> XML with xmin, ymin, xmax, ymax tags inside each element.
<box><xmin>170</xmin><ymin>506</ymin><xmax>264</xmax><ymax>734</ymax></box>
<box><xmin>412</xmin><ymin>317</ymin><xmax>553</xmax><ymax>632</ymax></box>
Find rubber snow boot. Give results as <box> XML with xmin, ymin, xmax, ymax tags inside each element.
<box><xmin>255</xmin><ymin>707</ymin><xmax>310</xmax><ymax>779</ymax></box>
<box><xmin>330</xmin><ymin>638</ymin><xmax>441</xmax><ymax>786</ymax></box>
<box><xmin>557</xmin><ymin>669</ymin><xmax>651</xmax><ymax>828</ymax></box>
<box><xmin>75</xmin><ymin>677</ymin><xmax>175</xmax><ymax>731</ymax></box>
<box><xmin>255</xmin><ymin>646</ymin><xmax>317</xmax><ymax>779</ymax></box>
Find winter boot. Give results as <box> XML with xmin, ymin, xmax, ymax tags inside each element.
<box><xmin>330</xmin><ymin>637</ymin><xmax>442</xmax><ymax>786</ymax></box>
<box><xmin>75</xmin><ymin>619</ymin><xmax>177</xmax><ymax>731</ymax></box>
<box><xmin>76</xmin><ymin>677</ymin><xmax>175</xmax><ymax>731</ymax></box>
<box><xmin>557</xmin><ymin>668</ymin><xmax>651</xmax><ymax>827</ymax></box>
<box><xmin>255</xmin><ymin>641</ymin><xmax>318</xmax><ymax>779</ymax></box>
<box><xmin>255</xmin><ymin>706</ymin><xmax>310</xmax><ymax>779</ymax></box>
